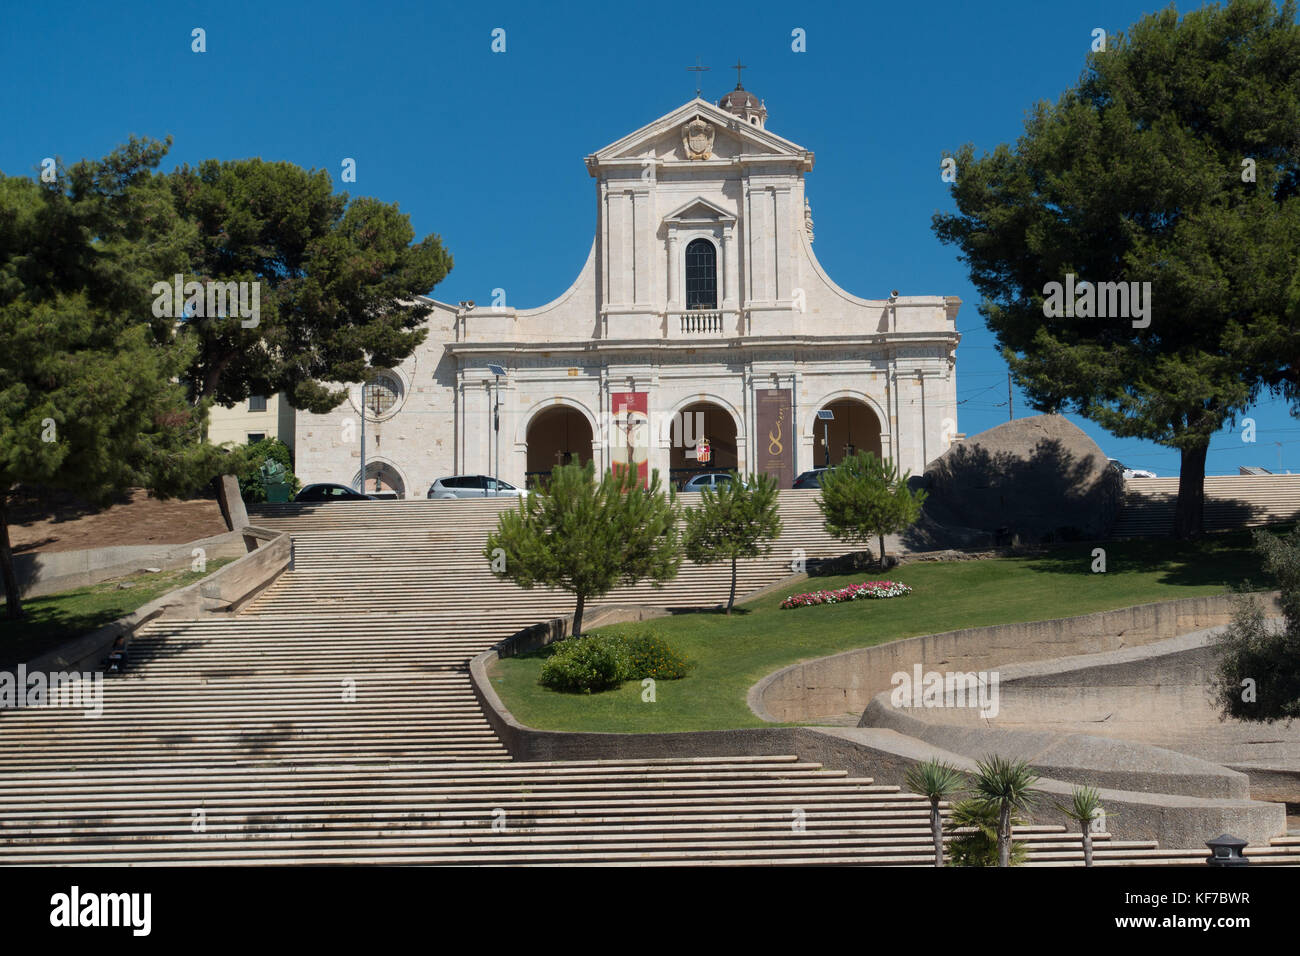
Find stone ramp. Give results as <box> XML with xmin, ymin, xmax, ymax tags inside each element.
<box><xmin>1111</xmin><ymin>475</ymin><xmax>1300</xmax><ymax>538</ymax></box>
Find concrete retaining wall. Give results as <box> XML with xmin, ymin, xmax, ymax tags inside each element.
<box><xmin>6</xmin><ymin>531</ymin><xmax>247</xmax><ymax>600</ymax></box>
<box><xmin>469</xmin><ymin>603</ymin><xmax>1289</xmax><ymax>848</ymax></box>
<box><xmin>25</xmin><ymin>526</ymin><xmax>290</xmax><ymax>673</ymax></box>
<box><xmin>751</xmin><ymin>591</ymin><xmax>1282</xmax><ymax>723</ymax></box>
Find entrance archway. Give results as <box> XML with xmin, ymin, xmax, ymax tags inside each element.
<box><xmin>353</xmin><ymin>461</ymin><xmax>406</xmax><ymax>499</ymax></box>
<box><xmin>525</xmin><ymin>406</ymin><xmax>594</xmax><ymax>488</ymax></box>
<box><xmin>669</xmin><ymin>401</ymin><xmax>738</xmax><ymax>488</ymax></box>
<box><xmin>813</xmin><ymin>399</ymin><xmax>882</xmax><ymax>467</ymax></box>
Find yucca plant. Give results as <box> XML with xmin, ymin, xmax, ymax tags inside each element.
<box><xmin>970</xmin><ymin>755</ymin><xmax>1040</xmax><ymax>867</ymax></box>
<box><xmin>946</xmin><ymin>799</ymin><xmax>1029</xmax><ymax>867</ymax></box>
<box><xmin>904</xmin><ymin>758</ymin><xmax>966</xmax><ymax>867</ymax></box>
<box><xmin>1053</xmin><ymin>785</ymin><xmax>1107</xmax><ymax>867</ymax></box>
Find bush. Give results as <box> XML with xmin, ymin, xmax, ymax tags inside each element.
<box><xmin>537</xmin><ymin>628</ymin><xmax>692</xmax><ymax>693</ymax></box>
<box><xmin>620</xmin><ymin>629</ymin><xmax>692</xmax><ymax>680</ymax></box>
<box><xmin>538</xmin><ymin>634</ymin><xmax>627</xmax><ymax>694</ymax></box>
<box><xmin>236</xmin><ymin>437</ymin><xmax>301</xmax><ymax>503</ymax></box>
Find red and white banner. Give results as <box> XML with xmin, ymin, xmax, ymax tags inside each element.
<box><xmin>610</xmin><ymin>391</ymin><xmax>649</xmax><ymax>488</ymax></box>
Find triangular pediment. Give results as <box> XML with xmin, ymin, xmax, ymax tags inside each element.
<box><xmin>663</xmin><ymin>197</ymin><xmax>735</xmax><ymax>224</ymax></box>
<box><xmin>586</xmin><ymin>98</ymin><xmax>813</xmax><ymax>171</ymax></box>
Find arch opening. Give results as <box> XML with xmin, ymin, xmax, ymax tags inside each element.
<box><xmin>814</xmin><ymin>399</ymin><xmax>882</xmax><ymax>467</ymax></box>
<box><xmin>669</xmin><ymin>401</ymin><xmax>737</xmax><ymax>488</ymax></box>
<box><xmin>525</xmin><ymin>406</ymin><xmax>594</xmax><ymax>489</ymax></box>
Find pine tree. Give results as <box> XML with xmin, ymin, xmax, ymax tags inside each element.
<box><xmin>817</xmin><ymin>452</ymin><xmax>926</xmax><ymax>567</ymax></box>
<box><xmin>932</xmin><ymin>0</ymin><xmax>1300</xmax><ymax>538</ymax></box>
<box><xmin>681</xmin><ymin>472</ymin><xmax>782</xmax><ymax>613</ymax></box>
<box><xmin>484</xmin><ymin>462</ymin><xmax>682</xmax><ymax>636</ymax></box>
<box><xmin>0</xmin><ymin>140</ymin><xmax>225</xmax><ymax>619</ymax></box>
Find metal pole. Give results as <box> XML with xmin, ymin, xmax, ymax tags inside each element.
<box><xmin>493</xmin><ymin>374</ymin><xmax>501</xmax><ymax>495</ymax></box>
<box><xmin>359</xmin><ymin>382</ymin><xmax>367</xmax><ymax>495</ymax></box>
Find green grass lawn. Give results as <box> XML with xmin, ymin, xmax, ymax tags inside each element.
<box><xmin>489</xmin><ymin>531</ymin><xmax>1277</xmax><ymax>733</ymax></box>
<box><xmin>0</xmin><ymin>559</ymin><xmax>235</xmax><ymax>667</ymax></box>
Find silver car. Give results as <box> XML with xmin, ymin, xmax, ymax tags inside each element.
<box><xmin>681</xmin><ymin>472</ymin><xmax>737</xmax><ymax>492</ymax></box>
<box><xmin>427</xmin><ymin>475</ymin><xmax>527</xmax><ymax>499</ymax></box>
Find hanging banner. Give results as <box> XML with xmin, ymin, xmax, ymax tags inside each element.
<box><xmin>610</xmin><ymin>391</ymin><xmax>649</xmax><ymax>488</ymax></box>
<box><xmin>756</xmin><ymin>388</ymin><xmax>793</xmax><ymax>488</ymax></box>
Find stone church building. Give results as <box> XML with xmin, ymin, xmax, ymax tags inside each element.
<box><xmin>282</xmin><ymin>83</ymin><xmax>962</xmax><ymax>496</ymax></box>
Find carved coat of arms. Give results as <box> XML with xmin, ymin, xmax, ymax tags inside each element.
<box><xmin>681</xmin><ymin>118</ymin><xmax>714</xmax><ymax>160</ymax></box>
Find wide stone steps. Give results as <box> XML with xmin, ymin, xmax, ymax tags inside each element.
<box><xmin>1111</xmin><ymin>475</ymin><xmax>1300</xmax><ymax>538</ymax></box>
<box><xmin>6</xmin><ymin>491</ymin><xmax>1296</xmax><ymax>865</ymax></box>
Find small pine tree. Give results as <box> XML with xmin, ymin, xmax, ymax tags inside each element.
<box><xmin>681</xmin><ymin>472</ymin><xmax>782</xmax><ymax>614</ymax></box>
<box><xmin>484</xmin><ymin>462</ymin><xmax>682</xmax><ymax>636</ymax></box>
<box><xmin>817</xmin><ymin>451</ymin><xmax>926</xmax><ymax>567</ymax></box>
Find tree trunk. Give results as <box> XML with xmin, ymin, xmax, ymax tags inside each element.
<box><xmin>879</xmin><ymin>533</ymin><xmax>886</xmax><ymax>570</ymax></box>
<box><xmin>726</xmin><ymin>555</ymin><xmax>737</xmax><ymax>615</ymax></box>
<box><xmin>0</xmin><ymin>494</ymin><xmax>23</xmax><ymax>619</ymax></box>
<box><xmin>1082</xmin><ymin>825</ymin><xmax>1093</xmax><ymax>868</ymax></box>
<box><xmin>1173</xmin><ymin>443</ymin><xmax>1208</xmax><ymax>540</ymax></box>
<box><xmin>572</xmin><ymin>592</ymin><xmax>585</xmax><ymax>637</ymax></box>
<box><xmin>998</xmin><ymin>804</ymin><xmax>1011</xmax><ymax>867</ymax></box>
<box><xmin>931</xmin><ymin>800</ymin><xmax>944</xmax><ymax>867</ymax></box>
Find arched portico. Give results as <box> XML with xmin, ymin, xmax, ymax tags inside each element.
<box><xmin>806</xmin><ymin>393</ymin><xmax>886</xmax><ymax>467</ymax></box>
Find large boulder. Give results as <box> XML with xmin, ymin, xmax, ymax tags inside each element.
<box><xmin>905</xmin><ymin>414</ymin><xmax>1123</xmax><ymax>548</ymax></box>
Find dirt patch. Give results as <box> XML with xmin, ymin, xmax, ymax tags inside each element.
<box><xmin>7</xmin><ymin>487</ymin><xmax>229</xmax><ymax>555</ymax></box>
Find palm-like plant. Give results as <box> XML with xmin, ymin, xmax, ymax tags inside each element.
<box><xmin>970</xmin><ymin>755</ymin><xmax>1040</xmax><ymax>867</ymax></box>
<box><xmin>904</xmin><ymin>758</ymin><xmax>966</xmax><ymax>867</ymax></box>
<box><xmin>945</xmin><ymin>798</ymin><xmax>1031</xmax><ymax>867</ymax></box>
<box><xmin>1053</xmin><ymin>785</ymin><xmax>1107</xmax><ymax>867</ymax></box>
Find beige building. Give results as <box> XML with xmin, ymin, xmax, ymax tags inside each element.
<box><xmin>286</xmin><ymin>83</ymin><xmax>962</xmax><ymax>498</ymax></box>
<box><xmin>207</xmin><ymin>393</ymin><xmax>295</xmax><ymax>454</ymax></box>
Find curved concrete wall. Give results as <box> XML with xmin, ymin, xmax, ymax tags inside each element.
<box><xmin>751</xmin><ymin>591</ymin><xmax>1281</xmax><ymax>724</ymax></box>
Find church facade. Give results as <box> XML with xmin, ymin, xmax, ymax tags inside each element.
<box><xmin>291</xmin><ymin>85</ymin><xmax>963</xmax><ymax>497</ymax></box>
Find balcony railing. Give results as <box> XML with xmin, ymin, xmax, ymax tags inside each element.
<box><xmin>673</xmin><ymin>309</ymin><xmax>727</xmax><ymax>335</ymax></box>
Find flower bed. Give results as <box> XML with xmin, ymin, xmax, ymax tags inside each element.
<box><xmin>780</xmin><ymin>580</ymin><xmax>912</xmax><ymax>609</ymax></box>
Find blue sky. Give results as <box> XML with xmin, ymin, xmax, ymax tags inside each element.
<box><xmin>2</xmin><ymin>0</ymin><xmax>1294</xmax><ymax>476</ymax></box>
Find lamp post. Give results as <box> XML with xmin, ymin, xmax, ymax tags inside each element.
<box><xmin>358</xmin><ymin>381</ymin><xmax>368</xmax><ymax>495</ymax></box>
<box><xmin>816</xmin><ymin>408</ymin><xmax>834</xmax><ymax>467</ymax></box>
<box><xmin>488</xmin><ymin>363</ymin><xmax>506</xmax><ymax>496</ymax></box>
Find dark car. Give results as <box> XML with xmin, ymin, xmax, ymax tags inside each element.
<box><xmin>294</xmin><ymin>483</ymin><xmax>376</xmax><ymax>502</ymax></box>
<box><xmin>792</xmin><ymin>468</ymin><xmax>829</xmax><ymax>489</ymax></box>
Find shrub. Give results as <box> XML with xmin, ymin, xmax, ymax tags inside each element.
<box><xmin>620</xmin><ymin>629</ymin><xmax>692</xmax><ymax>681</ymax></box>
<box><xmin>536</xmin><ymin>628</ymin><xmax>692</xmax><ymax>693</ymax></box>
<box><xmin>538</xmin><ymin>634</ymin><xmax>627</xmax><ymax>694</ymax></box>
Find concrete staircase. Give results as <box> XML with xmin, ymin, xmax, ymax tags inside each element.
<box><xmin>1111</xmin><ymin>475</ymin><xmax>1300</xmax><ymax>538</ymax></box>
<box><xmin>2</xmin><ymin>493</ymin><xmax>1295</xmax><ymax>865</ymax></box>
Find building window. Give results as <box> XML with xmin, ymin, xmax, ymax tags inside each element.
<box><xmin>248</xmin><ymin>395</ymin><xmax>267</xmax><ymax>412</ymax></box>
<box><xmin>364</xmin><ymin>372</ymin><xmax>402</xmax><ymax>418</ymax></box>
<box><xmin>247</xmin><ymin>433</ymin><xmax>266</xmax><ymax>445</ymax></box>
<box><xmin>685</xmin><ymin>238</ymin><xmax>717</xmax><ymax>310</ymax></box>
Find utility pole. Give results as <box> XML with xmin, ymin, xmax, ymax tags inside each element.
<box><xmin>1007</xmin><ymin>373</ymin><xmax>1014</xmax><ymax>421</ymax></box>
<box><xmin>358</xmin><ymin>382</ymin><xmax>368</xmax><ymax>495</ymax></box>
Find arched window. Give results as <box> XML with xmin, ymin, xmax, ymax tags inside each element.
<box><xmin>685</xmin><ymin>238</ymin><xmax>718</xmax><ymax>310</ymax></box>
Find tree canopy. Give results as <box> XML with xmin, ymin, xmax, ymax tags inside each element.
<box><xmin>932</xmin><ymin>0</ymin><xmax>1300</xmax><ymax>538</ymax></box>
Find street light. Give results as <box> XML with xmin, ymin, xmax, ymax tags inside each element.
<box><xmin>488</xmin><ymin>364</ymin><xmax>506</xmax><ymax>496</ymax></box>
<box><xmin>357</xmin><ymin>380</ymin><xmax>369</xmax><ymax>495</ymax></box>
<box><xmin>816</xmin><ymin>408</ymin><xmax>834</xmax><ymax>467</ymax></box>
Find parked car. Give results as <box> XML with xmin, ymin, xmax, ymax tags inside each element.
<box><xmin>427</xmin><ymin>475</ymin><xmax>528</xmax><ymax>499</ymax></box>
<box><xmin>1107</xmin><ymin>458</ymin><xmax>1156</xmax><ymax>479</ymax></box>
<box><xmin>792</xmin><ymin>468</ymin><xmax>830</xmax><ymax>489</ymax></box>
<box><xmin>294</xmin><ymin>483</ymin><xmax>376</xmax><ymax>502</ymax></box>
<box><xmin>680</xmin><ymin>472</ymin><xmax>737</xmax><ymax>492</ymax></box>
